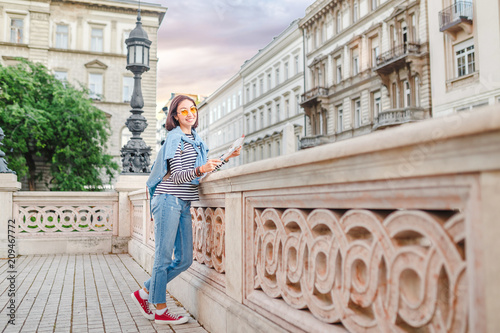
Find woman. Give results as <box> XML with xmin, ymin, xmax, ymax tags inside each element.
<box><xmin>131</xmin><ymin>95</ymin><xmax>240</xmax><ymax>325</ymax></box>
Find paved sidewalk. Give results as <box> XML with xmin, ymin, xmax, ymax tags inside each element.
<box><xmin>0</xmin><ymin>254</ymin><xmax>208</xmax><ymax>333</ymax></box>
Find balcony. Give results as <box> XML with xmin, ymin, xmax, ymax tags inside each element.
<box><xmin>439</xmin><ymin>1</ymin><xmax>473</xmax><ymax>35</ymax></box>
<box><xmin>299</xmin><ymin>134</ymin><xmax>332</xmax><ymax>149</ymax></box>
<box><xmin>374</xmin><ymin>43</ymin><xmax>421</xmax><ymax>75</ymax></box>
<box><xmin>373</xmin><ymin>106</ymin><xmax>426</xmax><ymax>129</ymax></box>
<box><xmin>300</xmin><ymin>86</ymin><xmax>328</xmax><ymax>106</ymax></box>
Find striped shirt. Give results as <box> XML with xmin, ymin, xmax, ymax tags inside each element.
<box><xmin>154</xmin><ymin>134</ymin><xmax>226</xmax><ymax>201</ymax></box>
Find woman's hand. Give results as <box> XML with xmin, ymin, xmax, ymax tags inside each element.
<box><xmin>201</xmin><ymin>159</ymin><xmax>221</xmax><ymax>173</ymax></box>
<box><xmin>228</xmin><ymin>146</ymin><xmax>241</xmax><ymax>159</ymax></box>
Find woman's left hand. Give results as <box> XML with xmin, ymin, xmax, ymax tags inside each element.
<box><xmin>228</xmin><ymin>146</ymin><xmax>241</xmax><ymax>159</ymax></box>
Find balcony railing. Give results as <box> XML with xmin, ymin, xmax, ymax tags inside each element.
<box><xmin>301</xmin><ymin>86</ymin><xmax>329</xmax><ymax>104</ymax></box>
<box><xmin>439</xmin><ymin>1</ymin><xmax>473</xmax><ymax>32</ymax></box>
<box><xmin>375</xmin><ymin>43</ymin><xmax>421</xmax><ymax>68</ymax></box>
<box><xmin>374</xmin><ymin>107</ymin><xmax>426</xmax><ymax>129</ymax></box>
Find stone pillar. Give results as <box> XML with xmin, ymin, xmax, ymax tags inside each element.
<box><xmin>479</xmin><ymin>171</ymin><xmax>500</xmax><ymax>333</ymax></box>
<box><xmin>0</xmin><ymin>174</ymin><xmax>21</xmax><ymax>258</ymax></box>
<box><xmin>225</xmin><ymin>192</ymin><xmax>243</xmax><ymax>302</ymax></box>
<box><xmin>282</xmin><ymin>122</ymin><xmax>296</xmax><ymax>155</ymax></box>
<box><xmin>113</xmin><ymin>174</ymin><xmax>148</xmax><ymax>253</ymax></box>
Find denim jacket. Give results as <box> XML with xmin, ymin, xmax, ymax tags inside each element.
<box><xmin>146</xmin><ymin>127</ymin><xmax>208</xmax><ymax>201</ymax></box>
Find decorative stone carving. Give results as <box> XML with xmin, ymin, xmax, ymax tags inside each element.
<box><xmin>253</xmin><ymin>208</ymin><xmax>467</xmax><ymax>332</ymax></box>
<box><xmin>191</xmin><ymin>207</ymin><xmax>225</xmax><ymax>273</ymax></box>
<box><xmin>17</xmin><ymin>205</ymin><xmax>114</xmax><ymax>233</ymax></box>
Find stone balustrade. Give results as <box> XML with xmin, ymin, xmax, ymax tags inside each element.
<box><xmin>128</xmin><ymin>105</ymin><xmax>500</xmax><ymax>332</ymax></box>
<box><xmin>1</xmin><ymin>105</ymin><xmax>498</xmax><ymax>332</ymax></box>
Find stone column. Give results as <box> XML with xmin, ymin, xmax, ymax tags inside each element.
<box><xmin>113</xmin><ymin>174</ymin><xmax>148</xmax><ymax>253</ymax></box>
<box><xmin>0</xmin><ymin>174</ymin><xmax>21</xmax><ymax>258</ymax></box>
<box><xmin>282</xmin><ymin>122</ymin><xmax>296</xmax><ymax>155</ymax></box>
<box><xmin>225</xmin><ymin>192</ymin><xmax>243</xmax><ymax>302</ymax></box>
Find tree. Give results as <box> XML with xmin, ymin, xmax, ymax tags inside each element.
<box><xmin>0</xmin><ymin>60</ymin><xmax>119</xmax><ymax>191</ymax></box>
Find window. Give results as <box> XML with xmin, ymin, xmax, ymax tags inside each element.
<box><xmin>56</xmin><ymin>25</ymin><xmax>69</xmax><ymax>49</ymax></box>
<box><xmin>91</xmin><ymin>28</ymin><xmax>103</xmax><ymax>52</ymax></box>
<box><xmin>246</xmin><ymin>87</ymin><xmax>250</xmax><ymax>102</ymax></box>
<box><xmin>285</xmin><ymin>99</ymin><xmax>290</xmax><ymax>119</ymax></box>
<box><xmin>414</xmin><ymin>76</ymin><xmax>420</xmax><ymax>107</ymax></box>
<box><xmin>337</xmin><ymin>105</ymin><xmax>343</xmax><ymax>132</ymax></box>
<box><xmin>353</xmin><ymin>1</ymin><xmax>359</xmax><ymax>23</ymax></box>
<box><xmin>295</xmin><ymin>95</ymin><xmax>301</xmax><ymax>115</ymax></box>
<box><xmin>284</xmin><ymin>62</ymin><xmax>289</xmax><ymax>80</ymax></box>
<box><xmin>10</xmin><ymin>18</ymin><xmax>23</xmax><ymax>44</ymax></box>
<box><xmin>252</xmin><ymin>83</ymin><xmax>256</xmax><ymax>99</ymax></box>
<box><xmin>372</xmin><ymin>91</ymin><xmax>381</xmax><ymax>118</ymax></box>
<box><xmin>392</xmin><ymin>82</ymin><xmax>398</xmax><ymax>108</ymax></box>
<box><xmin>238</xmin><ymin>91</ymin><xmax>242</xmax><ymax>106</ymax></box>
<box><xmin>227</xmin><ymin>97</ymin><xmax>232</xmax><ymax>113</ymax></box>
<box><xmin>276</xmin><ymin>103</ymin><xmax>281</xmax><ymax>122</ymax></box>
<box><xmin>54</xmin><ymin>71</ymin><xmax>68</xmax><ymax>82</ymax></box>
<box><xmin>371</xmin><ymin>0</ymin><xmax>378</xmax><ymax>10</ymax></box>
<box><xmin>352</xmin><ymin>48</ymin><xmax>359</xmax><ymax>76</ymax></box>
<box><xmin>336</xmin><ymin>57</ymin><xmax>342</xmax><ymax>83</ymax></box>
<box><xmin>121</xmin><ymin>127</ymin><xmax>133</xmax><ymax>148</ymax></box>
<box><xmin>252</xmin><ymin>113</ymin><xmax>257</xmax><ymax>132</ymax></box>
<box><xmin>246</xmin><ymin>116</ymin><xmax>250</xmax><ymax>133</ymax></box>
<box><xmin>123</xmin><ymin>77</ymin><xmax>134</xmax><ymax>102</ymax></box>
<box><xmin>336</xmin><ymin>11</ymin><xmax>342</xmax><ymax>34</ymax></box>
<box><xmin>259</xmin><ymin>79</ymin><xmax>264</xmax><ymax>95</ymax></box>
<box><xmin>260</xmin><ymin>111</ymin><xmax>264</xmax><ymax>129</ymax></box>
<box><xmin>371</xmin><ymin>37</ymin><xmax>380</xmax><ymax>67</ymax></box>
<box><xmin>455</xmin><ymin>39</ymin><xmax>475</xmax><ymax>77</ymax></box>
<box><xmin>275</xmin><ymin>68</ymin><xmax>280</xmax><ymax>86</ymax></box>
<box><xmin>411</xmin><ymin>14</ymin><xmax>417</xmax><ymax>43</ymax></box>
<box><xmin>403</xmin><ymin>80</ymin><xmax>411</xmax><ymax>107</ymax></box>
<box><xmin>354</xmin><ymin>99</ymin><xmax>361</xmax><ymax>127</ymax></box>
<box><xmin>267</xmin><ymin>73</ymin><xmax>272</xmax><ymax>91</ymax></box>
<box><xmin>89</xmin><ymin>73</ymin><xmax>103</xmax><ymax>100</ymax></box>
<box><xmin>233</xmin><ymin>95</ymin><xmax>237</xmax><ymax>109</ymax></box>
<box><xmin>322</xmin><ymin>23</ymin><xmax>327</xmax><ymax>43</ymax></box>
<box><xmin>267</xmin><ymin>107</ymin><xmax>272</xmax><ymax>126</ymax></box>
<box><xmin>294</xmin><ymin>55</ymin><xmax>299</xmax><ymax>74</ymax></box>
<box><xmin>123</xmin><ymin>31</ymin><xmax>130</xmax><ymax>55</ymax></box>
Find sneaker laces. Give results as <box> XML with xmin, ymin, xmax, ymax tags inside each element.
<box><xmin>168</xmin><ymin>311</ymin><xmax>182</xmax><ymax>319</ymax></box>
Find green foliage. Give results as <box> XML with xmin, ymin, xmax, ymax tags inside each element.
<box><xmin>0</xmin><ymin>59</ymin><xmax>118</xmax><ymax>191</ymax></box>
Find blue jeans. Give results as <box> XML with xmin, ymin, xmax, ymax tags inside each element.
<box><xmin>144</xmin><ymin>193</ymin><xmax>193</xmax><ymax>304</ymax></box>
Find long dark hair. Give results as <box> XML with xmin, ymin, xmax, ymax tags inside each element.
<box><xmin>165</xmin><ymin>95</ymin><xmax>198</xmax><ymax>131</ymax></box>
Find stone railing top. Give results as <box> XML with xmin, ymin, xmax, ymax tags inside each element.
<box><xmin>201</xmin><ymin>106</ymin><xmax>500</xmax><ymax>193</ymax></box>
<box><xmin>14</xmin><ymin>191</ymin><xmax>118</xmax><ymax>203</ymax></box>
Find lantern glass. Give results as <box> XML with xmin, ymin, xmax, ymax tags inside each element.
<box><xmin>128</xmin><ymin>44</ymin><xmax>135</xmax><ymax>65</ymax></box>
<box><xmin>136</xmin><ymin>45</ymin><xmax>144</xmax><ymax>64</ymax></box>
<box><xmin>146</xmin><ymin>47</ymin><xmax>150</xmax><ymax>67</ymax></box>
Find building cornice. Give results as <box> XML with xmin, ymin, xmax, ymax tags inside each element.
<box><xmin>51</xmin><ymin>0</ymin><xmax>167</xmax><ymax>25</ymax></box>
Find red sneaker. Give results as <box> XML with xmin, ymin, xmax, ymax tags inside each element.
<box><xmin>131</xmin><ymin>290</ymin><xmax>154</xmax><ymax>320</ymax></box>
<box><xmin>155</xmin><ymin>309</ymin><xmax>189</xmax><ymax>325</ymax></box>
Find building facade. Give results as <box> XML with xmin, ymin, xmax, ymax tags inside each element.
<box><xmin>240</xmin><ymin>20</ymin><xmax>305</xmax><ymax>163</ymax></box>
<box><xmin>197</xmin><ymin>75</ymin><xmax>244</xmax><ymax>168</ymax></box>
<box><xmin>0</xmin><ymin>0</ymin><xmax>166</xmax><ymax>175</ymax></box>
<box><xmin>299</xmin><ymin>0</ymin><xmax>431</xmax><ymax>148</ymax></box>
<box><xmin>428</xmin><ymin>0</ymin><xmax>500</xmax><ymax>116</ymax></box>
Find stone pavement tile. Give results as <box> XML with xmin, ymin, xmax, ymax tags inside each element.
<box><xmin>174</xmin><ymin>327</ymin><xmax>209</xmax><ymax>333</ymax></box>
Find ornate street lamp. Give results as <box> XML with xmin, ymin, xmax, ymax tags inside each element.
<box><xmin>121</xmin><ymin>7</ymin><xmax>152</xmax><ymax>173</ymax></box>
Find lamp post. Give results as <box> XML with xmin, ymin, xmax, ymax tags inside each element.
<box><xmin>121</xmin><ymin>8</ymin><xmax>152</xmax><ymax>173</ymax></box>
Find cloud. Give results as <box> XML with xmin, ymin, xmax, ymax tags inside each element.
<box><xmin>144</xmin><ymin>0</ymin><xmax>311</xmax><ymax>109</ymax></box>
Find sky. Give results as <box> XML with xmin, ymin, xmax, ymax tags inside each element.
<box><xmin>142</xmin><ymin>0</ymin><xmax>312</xmax><ymax>111</ymax></box>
